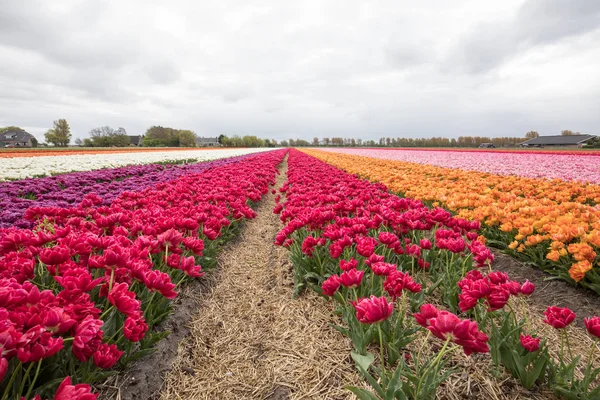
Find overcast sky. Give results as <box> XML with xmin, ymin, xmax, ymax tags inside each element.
<box><xmin>1</xmin><ymin>0</ymin><xmax>599</xmax><ymax>142</ymax></box>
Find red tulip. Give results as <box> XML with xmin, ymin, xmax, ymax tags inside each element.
<box><xmin>39</xmin><ymin>245</ymin><xmax>70</xmax><ymax>265</ymax></box>
<box><xmin>16</xmin><ymin>326</ymin><xmax>64</xmax><ymax>363</ymax></box>
<box><xmin>413</xmin><ymin>304</ymin><xmax>439</xmax><ymax>327</ymax></box>
<box><xmin>93</xmin><ymin>343</ymin><xmax>123</xmax><ymax>369</ymax></box>
<box><xmin>54</xmin><ymin>376</ymin><xmax>98</xmax><ymax>400</ymax></box>
<box><xmin>73</xmin><ymin>316</ymin><xmax>104</xmax><ymax>362</ymax></box>
<box><xmin>414</xmin><ymin>304</ymin><xmax>489</xmax><ymax>355</ymax></box>
<box><xmin>520</xmin><ymin>334</ymin><xmax>540</xmax><ymax>352</ymax></box>
<box><xmin>384</xmin><ymin>270</ymin><xmax>422</xmax><ymax>299</ymax></box>
<box><xmin>419</xmin><ymin>238</ymin><xmax>432</xmax><ymax>250</ymax></box>
<box><xmin>543</xmin><ymin>306</ymin><xmax>576</xmax><ymax>329</ymax></box>
<box><xmin>520</xmin><ymin>280</ymin><xmax>535</xmax><ymax>296</ymax></box>
<box><xmin>321</xmin><ymin>275</ymin><xmax>341</xmax><ymax>296</ymax></box>
<box><xmin>107</xmin><ymin>283</ymin><xmax>141</xmax><ymax>317</ymax></box>
<box><xmin>584</xmin><ymin>316</ymin><xmax>600</xmax><ymax>339</ymax></box>
<box><xmin>339</xmin><ymin>258</ymin><xmax>358</xmax><ymax>272</ymax></box>
<box><xmin>370</xmin><ymin>262</ymin><xmax>396</xmax><ymax>276</ymax></box>
<box><xmin>339</xmin><ymin>269</ymin><xmax>364</xmax><ymax>289</ymax></box>
<box><xmin>124</xmin><ymin>316</ymin><xmax>148</xmax><ymax>342</ymax></box>
<box><xmin>351</xmin><ymin>295</ymin><xmax>393</xmax><ymax>324</ymax></box>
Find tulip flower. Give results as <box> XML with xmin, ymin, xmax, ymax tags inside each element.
<box><xmin>339</xmin><ymin>269</ymin><xmax>364</xmax><ymax>289</ymax></box>
<box><xmin>54</xmin><ymin>376</ymin><xmax>98</xmax><ymax>400</ymax></box>
<box><xmin>520</xmin><ymin>334</ymin><xmax>541</xmax><ymax>352</ymax></box>
<box><xmin>321</xmin><ymin>275</ymin><xmax>341</xmax><ymax>297</ymax></box>
<box><xmin>351</xmin><ymin>295</ymin><xmax>393</xmax><ymax>324</ymax></box>
<box><xmin>384</xmin><ymin>270</ymin><xmax>422</xmax><ymax>299</ymax></box>
<box><xmin>520</xmin><ymin>280</ymin><xmax>535</xmax><ymax>296</ymax></box>
<box><xmin>584</xmin><ymin>316</ymin><xmax>600</xmax><ymax>339</ymax></box>
<box><xmin>93</xmin><ymin>343</ymin><xmax>123</xmax><ymax>369</ymax></box>
<box><xmin>339</xmin><ymin>258</ymin><xmax>358</xmax><ymax>271</ymax></box>
<box><xmin>543</xmin><ymin>306</ymin><xmax>576</xmax><ymax>329</ymax></box>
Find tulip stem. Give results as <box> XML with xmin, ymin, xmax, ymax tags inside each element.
<box><xmin>24</xmin><ymin>360</ymin><xmax>43</xmax><ymax>399</ymax></box>
<box><xmin>1</xmin><ymin>362</ymin><xmax>22</xmax><ymax>400</ymax></box>
<box><xmin>17</xmin><ymin>362</ymin><xmax>34</xmax><ymax>399</ymax></box>
<box><xmin>378</xmin><ymin>323</ymin><xmax>386</xmax><ymax>369</ymax></box>
<box><xmin>564</xmin><ymin>329</ymin><xmax>574</xmax><ymax>361</ymax></box>
<box><xmin>416</xmin><ymin>337</ymin><xmax>452</xmax><ymax>396</ymax></box>
<box><xmin>583</xmin><ymin>340</ymin><xmax>598</xmax><ymax>391</ymax></box>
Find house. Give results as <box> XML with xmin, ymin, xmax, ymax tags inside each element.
<box><xmin>128</xmin><ymin>135</ymin><xmax>144</xmax><ymax>146</ymax></box>
<box><xmin>520</xmin><ymin>134</ymin><xmax>597</xmax><ymax>148</ymax></box>
<box><xmin>196</xmin><ymin>137</ymin><xmax>220</xmax><ymax>147</ymax></box>
<box><xmin>0</xmin><ymin>129</ymin><xmax>36</xmax><ymax>147</ymax></box>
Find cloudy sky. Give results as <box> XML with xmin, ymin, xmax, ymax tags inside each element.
<box><xmin>1</xmin><ymin>0</ymin><xmax>599</xmax><ymax>142</ymax></box>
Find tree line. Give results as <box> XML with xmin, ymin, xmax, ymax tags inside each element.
<box><xmin>2</xmin><ymin>121</ymin><xmax>590</xmax><ymax>148</ymax></box>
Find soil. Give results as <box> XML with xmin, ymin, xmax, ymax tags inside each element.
<box><xmin>491</xmin><ymin>251</ymin><xmax>600</xmax><ymax>328</ymax></box>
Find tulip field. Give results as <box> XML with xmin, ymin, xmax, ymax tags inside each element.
<box><xmin>1</xmin><ymin>147</ymin><xmax>600</xmax><ymax>399</ymax></box>
<box><xmin>310</xmin><ymin>148</ymin><xmax>600</xmax><ymax>294</ymax></box>
<box><xmin>0</xmin><ymin>148</ymin><xmax>270</xmax><ymax>181</ymax></box>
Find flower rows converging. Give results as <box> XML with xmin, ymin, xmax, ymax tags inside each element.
<box><xmin>0</xmin><ymin>148</ymin><xmax>272</xmax><ymax>181</ymax></box>
<box><xmin>321</xmin><ymin>147</ymin><xmax>600</xmax><ymax>183</ymax></box>
<box><xmin>276</xmin><ymin>149</ymin><xmax>600</xmax><ymax>399</ymax></box>
<box><xmin>0</xmin><ymin>149</ymin><xmax>286</xmax><ymax>399</ymax></box>
<box><xmin>304</xmin><ymin>149</ymin><xmax>600</xmax><ymax>293</ymax></box>
<box><xmin>0</xmin><ymin>152</ymin><xmax>258</xmax><ymax>229</ymax></box>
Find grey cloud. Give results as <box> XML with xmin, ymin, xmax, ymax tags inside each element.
<box><xmin>448</xmin><ymin>0</ymin><xmax>600</xmax><ymax>74</ymax></box>
<box><xmin>0</xmin><ymin>0</ymin><xmax>599</xmax><ymax>141</ymax></box>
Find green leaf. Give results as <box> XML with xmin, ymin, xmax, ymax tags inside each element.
<box><xmin>351</xmin><ymin>351</ymin><xmax>375</xmax><ymax>372</ymax></box>
<box><xmin>346</xmin><ymin>386</ymin><xmax>381</xmax><ymax>400</ymax></box>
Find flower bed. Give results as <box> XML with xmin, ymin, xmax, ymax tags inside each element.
<box><xmin>319</xmin><ymin>148</ymin><xmax>600</xmax><ymax>183</ymax></box>
<box><xmin>0</xmin><ymin>149</ymin><xmax>286</xmax><ymax>399</ymax></box>
<box><xmin>275</xmin><ymin>149</ymin><xmax>600</xmax><ymax>399</ymax></box>
<box><xmin>0</xmin><ymin>148</ymin><xmax>272</xmax><ymax>181</ymax></box>
<box><xmin>304</xmin><ymin>149</ymin><xmax>600</xmax><ymax>294</ymax></box>
<box><xmin>0</xmin><ymin>152</ymin><xmax>259</xmax><ymax>229</ymax></box>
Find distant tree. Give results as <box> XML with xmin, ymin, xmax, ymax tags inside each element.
<box><xmin>561</xmin><ymin>130</ymin><xmax>575</xmax><ymax>136</ymax></box>
<box><xmin>31</xmin><ymin>137</ymin><xmax>38</xmax><ymax>148</ymax></box>
<box><xmin>357</xmin><ymin>139</ymin><xmax>362</xmax><ymax>146</ymax></box>
<box><xmin>74</xmin><ymin>138</ymin><xmax>82</xmax><ymax>146</ymax></box>
<box><xmin>178</xmin><ymin>130</ymin><xmax>197</xmax><ymax>147</ymax></box>
<box><xmin>280</xmin><ymin>140</ymin><xmax>289</xmax><ymax>147</ymax></box>
<box><xmin>83</xmin><ymin>138</ymin><xmax>93</xmax><ymax>147</ymax></box>
<box><xmin>525</xmin><ymin>131</ymin><xmax>539</xmax><ymax>139</ymax></box>
<box><xmin>143</xmin><ymin>126</ymin><xmax>198</xmax><ymax>147</ymax></box>
<box><xmin>44</xmin><ymin>119</ymin><xmax>71</xmax><ymax>147</ymax></box>
<box><xmin>89</xmin><ymin>126</ymin><xmax>129</xmax><ymax>147</ymax></box>
<box><xmin>218</xmin><ymin>134</ymin><xmax>227</xmax><ymax>144</ymax></box>
<box><xmin>323</xmin><ymin>137</ymin><xmax>330</xmax><ymax>146</ymax></box>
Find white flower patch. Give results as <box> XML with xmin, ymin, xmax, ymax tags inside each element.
<box><xmin>0</xmin><ymin>148</ymin><xmax>277</xmax><ymax>181</ymax></box>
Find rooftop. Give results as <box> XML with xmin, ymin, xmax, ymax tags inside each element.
<box><xmin>521</xmin><ymin>134</ymin><xmax>596</xmax><ymax>146</ymax></box>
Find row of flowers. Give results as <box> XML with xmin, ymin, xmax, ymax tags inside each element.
<box><xmin>0</xmin><ymin>149</ymin><xmax>286</xmax><ymax>399</ymax></box>
<box><xmin>304</xmin><ymin>149</ymin><xmax>600</xmax><ymax>294</ymax></box>
<box><xmin>0</xmin><ymin>148</ymin><xmax>228</xmax><ymax>159</ymax></box>
<box><xmin>0</xmin><ymin>148</ymin><xmax>272</xmax><ymax>181</ymax></box>
<box><xmin>323</xmin><ymin>148</ymin><xmax>600</xmax><ymax>183</ymax></box>
<box><xmin>0</xmin><ymin>152</ymin><xmax>260</xmax><ymax>229</ymax></box>
<box><xmin>275</xmin><ymin>149</ymin><xmax>600</xmax><ymax>399</ymax></box>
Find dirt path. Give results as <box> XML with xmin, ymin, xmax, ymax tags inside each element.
<box><xmin>160</xmin><ymin>159</ymin><xmax>361</xmax><ymax>400</ymax></box>
<box><xmin>491</xmin><ymin>251</ymin><xmax>600</xmax><ymax>328</ymax></box>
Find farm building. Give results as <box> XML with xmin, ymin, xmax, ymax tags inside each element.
<box><xmin>196</xmin><ymin>137</ymin><xmax>220</xmax><ymax>147</ymax></box>
<box><xmin>520</xmin><ymin>134</ymin><xmax>597</xmax><ymax>147</ymax></box>
<box><xmin>0</xmin><ymin>128</ymin><xmax>36</xmax><ymax>147</ymax></box>
<box><xmin>128</xmin><ymin>135</ymin><xmax>144</xmax><ymax>146</ymax></box>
